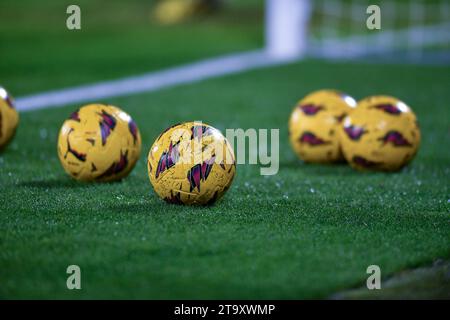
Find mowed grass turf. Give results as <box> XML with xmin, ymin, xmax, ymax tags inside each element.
<box><xmin>0</xmin><ymin>59</ymin><xmax>449</xmax><ymax>299</ymax></box>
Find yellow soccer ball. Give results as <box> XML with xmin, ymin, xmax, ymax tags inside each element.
<box><xmin>152</xmin><ymin>0</ymin><xmax>195</xmax><ymax>25</ymax></box>
<box><xmin>288</xmin><ymin>89</ymin><xmax>356</xmax><ymax>163</ymax></box>
<box><xmin>147</xmin><ymin>122</ymin><xmax>236</xmax><ymax>205</ymax></box>
<box><xmin>57</xmin><ymin>104</ymin><xmax>141</xmax><ymax>182</ymax></box>
<box><xmin>0</xmin><ymin>86</ymin><xmax>19</xmax><ymax>150</ymax></box>
<box><xmin>339</xmin><ymin>95</ymin><xmax>421</xmax><ymax>171</ymax></box>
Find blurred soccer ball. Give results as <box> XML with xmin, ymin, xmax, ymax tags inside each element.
<box><xmin>0</xmin><ymin>86</ymin><xmax>19</xmax><ymax>151</ymax></box>
<box><xmin>147</xmin><ymin>122</ymin><xmax>235</xmax><ymax>205</ymax></box>
<box><xmin>339</xmin><ymin>95</ymin><xmax>420</xmax><ymax>171</ymax></box>
<box><xmin>152</xmin><ymin>0</ymin><xmax>195</xmax><ymax>25</ymax></box>
<box><xmin>57</xmin><ymin>104</ymin><xmax>141</xmax><ymax>182</ymax></box>
<box><xmin>152</xmin><ymin>0</ymin><xmax>222</xmax><ymax>25</ymax></box>
<box><xmin>289</xmin><ymin>89</ymin><xmax>356</xmax><ymax>163</ymax></box>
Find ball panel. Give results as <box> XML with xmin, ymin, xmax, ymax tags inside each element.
<box><xmin>0</xmin><ymin>87</ymin><xmax>19</xmax><ymax>150</ymax></box>
<box><xmin>339</xmin><ymin>96</ymin><xmax>420</xmax><ymax>171</ymax></box>
<box><xmin>148</xmin><ymin>122</ymin><xmax>235</xmax><ymax>205</ymax></box>
<box><xmin>57</xmin><ymin>104</ymin><xmax>141</xmax><ymax>182</ymax></box>
<box><xmin>289</xmin><ymin>89</ymin><xmax>356</xmax><ymax>163</ymax></box>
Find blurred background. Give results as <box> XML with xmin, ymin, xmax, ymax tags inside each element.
<box><xmin>1</xmin><ymin>0</ymin><xmax>448</xmax><ymax>98</ymax></box>
<box><xmin>0</xmin><ymin>0</ymin><xmax>263</xmax><ymax>96</ymax></box>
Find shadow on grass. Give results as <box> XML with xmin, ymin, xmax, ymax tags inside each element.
<box><xmin>280</xmin><ymin>160</ymin><xmax>365</xmax><ymax>177</ymax></box>
<box><xmin>17</xmin><ymin>178</ymin><xmax>124</xmax><ymax>189</ymax></box>
<box><xmin>106</xmin><ymin>202</ymin><xmax>157</xmax><ymax>215</ymax></box>
<box><xmin>279</xmin><ymin>160</ymin><xmax>415</xmax><ymax>178</ymax></box>
<box><xmin>106</xmin><ymin>199</ymin><xmax>224</xmax><ymax>215</ymax></box>
<box><xmin>17</xmin><ymin>179</ymin><xmax>83</xmax><ymax>189</ymax></box>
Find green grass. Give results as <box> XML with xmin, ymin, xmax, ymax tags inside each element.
<box><xmin>1</xmin><ymin>59</ymin><xmax>449</xmax><ymax>299</ymax></box>
<box><xmin>0</xmin><ymin>0</ymin><xmax>449</xmax><ymax>300</ymax></box>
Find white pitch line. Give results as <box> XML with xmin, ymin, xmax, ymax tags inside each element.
<box><xmin>15</xmin><ymin>50</ymin><xmax>296</xmax><ymax>112</ymax></box>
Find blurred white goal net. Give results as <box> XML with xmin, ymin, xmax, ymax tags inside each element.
<box><xmin>265</xmin><ymin>0</ymin><xmax>450</xmax><ymax>62</ymax></box>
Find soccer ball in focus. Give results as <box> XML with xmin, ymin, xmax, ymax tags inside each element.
<box><xmin>147</xmin><ymin>122</ymin><xmax>236</xmax><ymax>205</ymax></box>
<box><xmin>0</xmin><ymin>86</ymin><xmax>19</xmax><ymax>150</ymax></box>
<box><xmin>339</xmin><ymin>95</ymin><xmax>420</xmax><ymax>171</ymax></box>
<box><xmin>57</xmin><ymin>104</ymin><xmax>141</xmax><ymax>182</ymax></box>
<box><xmin>289</xmin><ymin>89</ymin><xmax>356</xmax><ymax>163</ymax></box>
